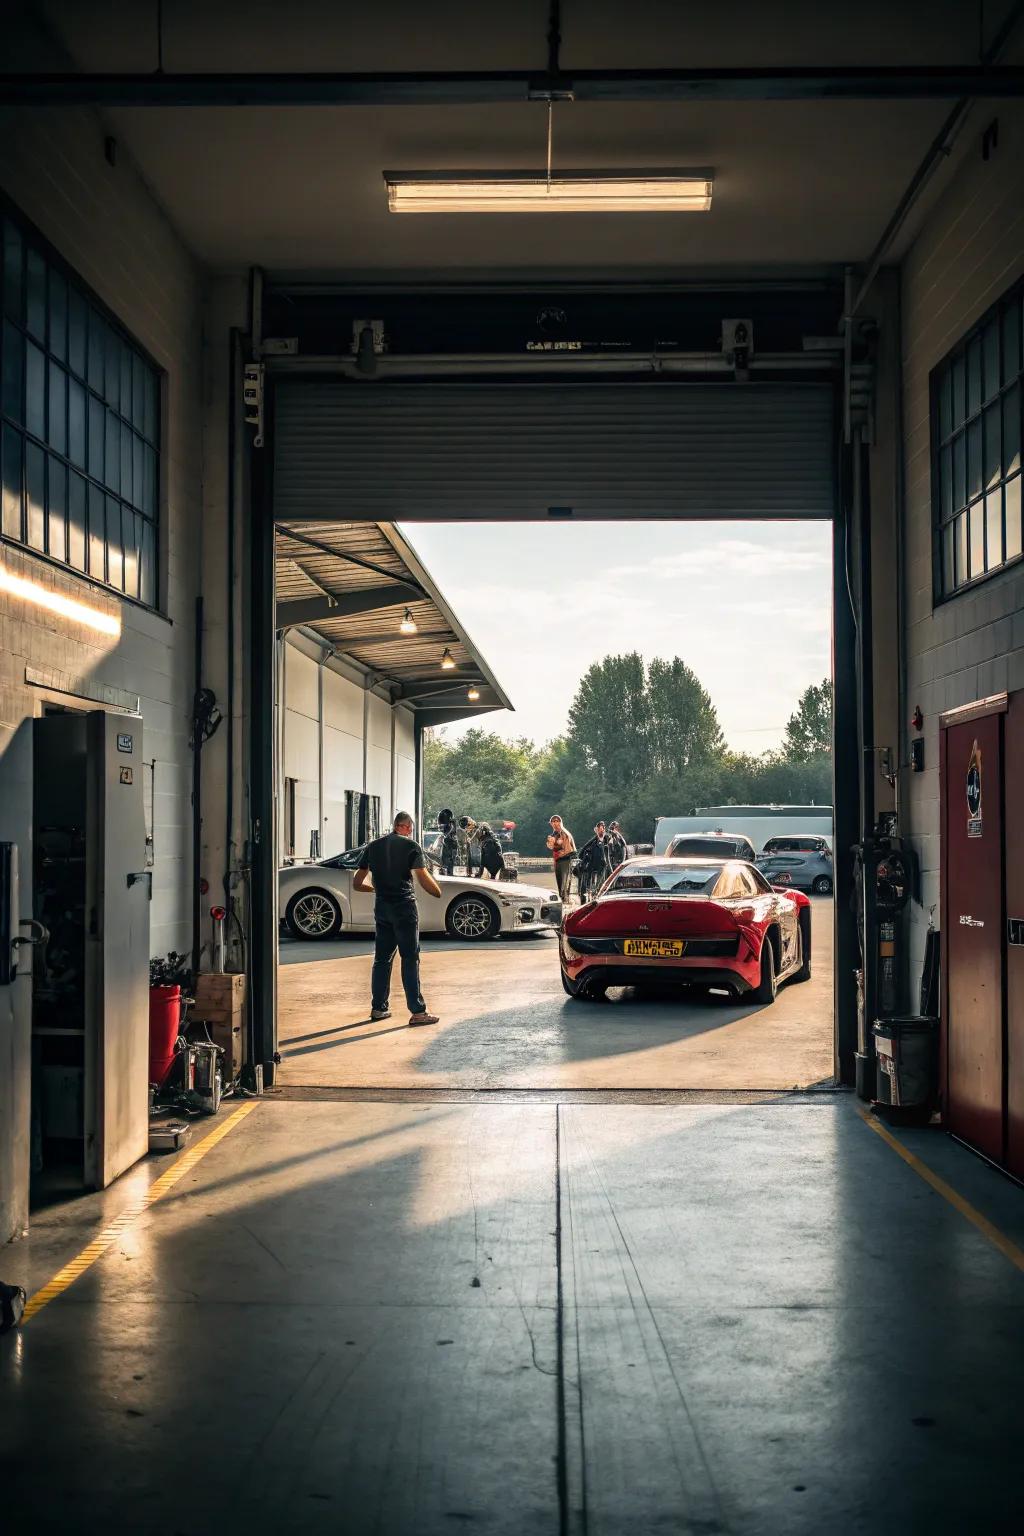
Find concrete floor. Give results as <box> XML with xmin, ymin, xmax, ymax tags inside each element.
<box><xmin>3</xmin><ymin>1095</ymin><xmax>1023</xmax><ymax>1534</ymax></box>
<box><xmin>277</xmin><ymin>898</ymin><xmax>834</xmax><ymax>1090</ymax></box>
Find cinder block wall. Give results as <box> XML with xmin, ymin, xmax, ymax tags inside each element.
<box><xmin>901</xmin><ymin>101</ymin><xmax>1024</xmax><ymax>985</ymax></box>
<box><xmin>0</xmin><ymin>65</ymin><xmax>205</xmax><ymax>1238</ymax></box>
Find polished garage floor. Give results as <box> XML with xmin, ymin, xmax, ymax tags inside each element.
<box><xmin>277</xmin><ymin>897</ymin><xmax>834</xmax><ymax>1091</ymax></box>
<box><xmin>3</xmin><ymin>1094</ymin><xmax>1023</xmax><ymax>1535</ymax></box>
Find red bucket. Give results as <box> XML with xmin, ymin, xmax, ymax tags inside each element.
<box><xmin>149</xmin><ymin>984</ymin><xmax>182</xmax><ymax>1086</ymax></box>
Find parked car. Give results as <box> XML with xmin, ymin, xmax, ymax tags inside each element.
<box><xmin>665</xmin><ymin>831</ymin><xmax>757</xmax><ymax>862</ymax></box>
<box><xmin>280</xmin><ymin>846</ymin><xmax>560</xmax><ymax>941</ymax></box>
<box><xmin>761</xmin><ymin>834</ymin><xmax>832</xmax><ymax>857</ymax></box>
<box><xmin>756</xmin><ymin>849</ymin><xmax>834</xmax><ymax>895</ymax></box>
<box><xmin>560</xmin><ymin>856</ymin><xmax>811</xmax><ymax>1002</ymax></box>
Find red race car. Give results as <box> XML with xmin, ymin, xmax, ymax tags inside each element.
<box><xmin>559</xmin><ymin>856</ymin><xmax>812</xmax><ymax>1004</ymax></box>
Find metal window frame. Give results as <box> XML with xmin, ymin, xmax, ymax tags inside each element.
<box><xmin>930</xmin><ymin>271</ymin><xmax>1024</xmax><ymax>605</ymax></box>
<box><xmin>0</xmin><ymin>191</ymin><xmax>164</xmax><ymax>614</ymax></box>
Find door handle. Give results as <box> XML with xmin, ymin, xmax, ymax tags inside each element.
<box><xmin>127</xmin><ymin>870</ymin><xmax>153</xmax><ymax>900</ymax></box>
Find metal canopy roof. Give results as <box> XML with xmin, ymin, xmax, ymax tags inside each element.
<box><xmin>274</xmin><ymin>520</ymin><xmax>512</xmax><ymax>726</ymax></box>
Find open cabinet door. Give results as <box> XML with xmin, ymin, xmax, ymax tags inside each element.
<box><xmin>85</xmin><ymin>710</ymin><xmax>150</xmax><ymax>1188</ymax></box>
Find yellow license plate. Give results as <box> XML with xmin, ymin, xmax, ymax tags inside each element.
<box><xmin>622</xmin><ymin>938</ymin><xmax>686</xmax><ymax>958</ymax></box>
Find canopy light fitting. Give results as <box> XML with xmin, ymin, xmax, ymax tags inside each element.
<box><xmin>440</xmin><ymin>647</ymin><xmax>456</xmax><ymax>670</ymax></box>
<box><xmin>467</xmin><ymin>685</ymin><xmax>481</xmax><ymax>701</ymax></box>
<box><xmin>0</xmin><ymin>564</ymin><xmax>120</xmax><ymax>636</ymax></box>
<box><xmin>384</xmin><ymin>169</ymin><xmax>713</xmax><ymax>215</ymax></box>
<box><xmin>399</xmin><ymin>608</ymin><xmax>417</xmax><ymax>634</ymax></box>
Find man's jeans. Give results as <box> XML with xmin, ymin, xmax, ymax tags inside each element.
<box><xmin>372</xmin><ymin>897</ymin><xmax>426</xmax><ymax>1014</ymax></box>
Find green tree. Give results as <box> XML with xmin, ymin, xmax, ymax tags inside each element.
<box><xmin>645</xmin><ymin>657</ymin><xmax>724</xmax><ymax>774</ymax></box>
<box><xmin>568</xmin><ymin>652</ymin><xmax>650</xmax><ymax>785</ymax></box>
<box><xmin>782</xmin><ymin>678</ymin><xmax>833</xmax><ymax>760</ymax></box>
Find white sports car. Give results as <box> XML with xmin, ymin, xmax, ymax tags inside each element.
<box><xmin>279</xmin><ymin>846</ymin><xmax>562</xmax><ymax>942</ymax></box>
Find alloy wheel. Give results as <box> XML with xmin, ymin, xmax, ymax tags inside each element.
<box><xmin>449</xmin><ymin>897</ymin><xmax>495</xmax><ymax>939</ymax></box>
<box><xmin>291</xmin><ymin>892</ymin><xmax>339</xmax><ymax>936</ymax></box>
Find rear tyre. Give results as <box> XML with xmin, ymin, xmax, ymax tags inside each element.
<box><xmin>445</xmin><ymin>894</ymin><xmax>500</xmax><ymax>941</ymax></box>
<box><xmin>812</xmin><ymin>874</ymin><xmax>833</xmax><ymax>895</ymax></box>
<box><xmin>286</xmin><ymin>888</ymin><xmax>343</xmax><ymax>941</ymax></box>
<box><xmin>795</xmin><ymin>908</ymin><xmax>812</xmax><ymax>982</ymax></box>
<box><xmin>752</xmin><ymin>937</ymin><xmax>778</xmax><ymax>1005</ymax></box>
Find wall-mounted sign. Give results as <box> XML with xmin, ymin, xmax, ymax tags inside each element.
<box><xmin>117</xmin><ymin>732</ymin><xmax>133</xmax><ymax>754</ymax></box>
<box><xmin>119</xmin><ymin>766</ymin><xmax>133</xmax><ymax>785</ymax></box>
<box><xmin>966</xmin><ymin>739</ymin><xmax>983</xmax><ymax>838</ymax></box>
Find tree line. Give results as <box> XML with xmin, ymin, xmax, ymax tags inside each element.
<box><xmin>423</xmin><ymin>654</ymin><xmax>832</xmax><ymax>856</ymax></box>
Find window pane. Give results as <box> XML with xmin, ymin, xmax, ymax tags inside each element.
<box><xmin>88</xmin><ymin>393</ymin><xmax>104</xmax><ymax>478</ymax></box>
<box><xmin>969</xmin><ymin>499</ymin><xmax>985</xmax><ymax>579</ymax></box>
<box><xmin>938</xmin><ymin>370</ymin><xmax>952</xmax><ymax>441</ymax></box>
<box><xmin>26</xmin><ymin>441</ymin><xmax>45</xmax><ymax>550</ymax></box>
<box><xmin>104</xmin><ymin>408</ymin><xmax>120</xmax><ymax>491</ymax></box>
<box><xmin>25</xmin><ymin>340</ymin><xmax>45</xmax><ymax>439</ymax></box>
<box><xmin>941</xmin><ymin>521</ymin><xmax>955</xmax><ymax>594</ymax></box>
<box><xmin>68</xmin><ymin>286</ymin><xmax>87</xmax><ymax>377</ymax></box>
<box><xmin>967</xmin><ymin>336</ymin><xmax>982</xmax><ymax>416</ymax></box>
<box><xmin>939</xmin><ymin>443</ymin><xmax>952</xmax><ymax>522</ymax></box>
<box><xmin>952</xmin><ymin>432</ymin><xmax>966</xmax><ymax>510</ymax></box>
<box><xmin>26</xmin><ymin>249</ymin><xmax>46</xmax><ymax>341</ymax></box>
<box><xmin>983</xmin><ymin>402</ymin><xmax>1000</xmax><ymax>490</ymax></box>
<box><xmin>951</xmin><ymin>352</ymin><xmax>966</xmax><ymax>428</ymax></box>
<box><xmin>88</xmin><ymin>313</ymin><xmax>106</xmax><ymax>393</ymax></box>
<box><xmin>105</xmin><ymin>328</ymin><xmax>121</xmax><ymax>408</ymax></box>
<box><xmin>983</xmin><ymin>318</ymin><xmax>1000</xmax><ymax>402</ymax></box>
<box><xmin>1004</xmin><ymin>297</ymin><xmax>1022</xmax><ymax>383</ymax></box>
<box><xmin>132</xmin><ymin>433</ymin><xmax>143</xmax><ymax>508</ymax></box>
<box><xmin>48</xmin><ymin>269</ymin><xmax>67</xmax><ymax>362</ymax></box>
<box><xmin>955</xmin><ymin>510</ymin><xmax>968</xmax><ymax>588</ymax></box>
<box><xmin>143</xmin><ymin>443</ymin><xmax>156</xmax><ymax>517</ymax></box>
<box><xmin>139</xmin><ymin>519</ymin><xmax>155</xmax><ymax>607</ymax></box>
<box><xmin>122</xmin><ymin>506</ymin><xmax>139</xmax><ymax>599</ymax></box>
<box><xmin>1</xmin><ymin>423</ymin><xmax>22</xmax><ymax>538</ymax></box>
<box><xmin>87</xmin><ymin>483</ymin><xmax>105</xmax><ymax>579</ymax></box>
<box><xmin>143</xmin><ymin>369</ymin><xmax>157</xmax><ymax>442</ymax></box>
<box><xmin>106</xmin><ymin>493</ymin><xmax>123</xmax><ymax>589</ymax></box>
<box><xmin>47</xmin><ymin>455</ymin><xmax>66</xmax><ymax>562</ymax></box>
<box><xmin>120</xmin><ymin>422</ymin><xmax>132</xmax><ymax>502</ymax></box>
<box><xmin>68</xmin><ymin>471</ymin><xmax>86</xmax><ymax>570</ymax></box>
<box><xmin>2</xmin><ymin>319</ymin><xmax>23</xmax><ymax>424</ymax></box>
<box><xmin>2</xmin><ymin>221</ymin><xmax>22</xmax><ymax>322</ymax></box>
<box><xmin>967</xmin><ymin>418</ymin><xmax>982</xmax><ymax>501</ymax></box>
<box><xmin>1004</xmin><ymin>383</ymin><xmax>1021</xmax><ymax>478</ymax></box>
<box><xmin>1007</xmin><ymin>474</ymin><xmax>1022</xmax><ymax>562</ymax></box>
<box><xmin>131</xmin><ymin>351</ymin><xmax>145</xmax><ymax>429</ymax></box>
<box><xmin>68</xmin><ymin>376</ymin><xmax>85</xmax><ymax>468</ymax></box>
<box><xmin>119</xmin><ymin>344</ymin><xmax>131</xmax><ymax>410</ymax></box>
<box><xmin>47</xmin><ymin>361</ymin><xmax>66</xmax><ymax>454</ymax></box>
<box><xmin>985</xmin><ymin>490</ymin><xmax>1003</xmax><ymax>571</ymax></box>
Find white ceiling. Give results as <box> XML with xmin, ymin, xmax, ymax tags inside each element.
<box><xmin>14</xmin><ymin>0</ymin><xmax>1022</xmax><ymax>276</ymax></box>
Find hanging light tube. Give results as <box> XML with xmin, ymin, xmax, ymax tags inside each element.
<box><xmin>399</xmin><ymin>607</ymin><xmax>418</xmax><ymax>634</ymax></box>
<box><xmin>384</xmin><ymin>169</ymin><xmax>713</xmax><ymax>215</ymax></box>
<box><xmin>440</xmin><ymin>647</ymin><xmax>456</xmax><ymax>670</ymax></box>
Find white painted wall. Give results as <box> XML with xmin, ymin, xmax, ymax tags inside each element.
<box><xmin>900</xmin><ymin>101</ymin><xmax>1024</xmax><ymax>981</ymax></box>
<box><xmin>0</xmin><ymin>60</ymin><xmax>204</xmax><ymax>1237</ymax></box>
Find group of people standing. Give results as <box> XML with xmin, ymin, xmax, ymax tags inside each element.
<box><xmin>435</xmin><ymin>810</ymin><xmax>507</xmax><ymax>880</ymax></box>
<box><xmin>546</xmin><ymin>815</ymin><xmax>628</xmax><ymax>903</ymax></box>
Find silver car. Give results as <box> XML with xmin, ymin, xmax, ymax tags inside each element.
<box><xmin>756</xmin><ymin>849</ymin><xmax>834</xmax><ymax>895</ymax></box>
<box><xmin>280</xmin><ymin>845</ymin><xmax>561</xmax><ymax>941</ymax></box>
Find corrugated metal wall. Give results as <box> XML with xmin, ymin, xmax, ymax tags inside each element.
<box><xmin>273</xmin><ymin>380</ymin><xmax>835</xmax><ymax>520</ymax></box>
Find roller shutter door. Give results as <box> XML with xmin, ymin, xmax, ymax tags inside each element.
<box><xmin>272</xmin><ymin>380</ymin><xmax>834</xmax><ymax>520</ymax></box>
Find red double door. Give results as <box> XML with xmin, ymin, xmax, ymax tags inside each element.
<box><xmin>942</xmin><ymin>694</ymin><xmax>1024</xmax><ymax>1177</ymax></box>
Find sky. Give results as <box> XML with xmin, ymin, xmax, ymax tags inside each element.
<box><xmin>401</xmin><ymin>521</ymin><xmax>833</xmax><ymax>755</ymax></box>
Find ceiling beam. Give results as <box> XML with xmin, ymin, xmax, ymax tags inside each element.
<box><xmin>325</xmin><ymin>628</ymin><xmax>459</xmax><ymax>650</ymax></box>
<box><xmin>2</xmin><ymin>65</ymin><xmax>1023</xmax><ymax>107</ymax></box>
<box><xmin>276</xmin><ymin>582</ymin><xmax>421</xmax><ymax>629</ymax></box>
<box><xmin>276</xmin><ymin>525</ymin><xmax>427</xmax><ymax>593</ymax></box>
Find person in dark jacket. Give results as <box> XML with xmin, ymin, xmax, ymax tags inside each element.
<box><xmin>478</xmin><ymin>824</ymin><xmax>506</xmax><ymax>879</ymax></box>
<box><xmin>606</xmin><ymin>821</ymin><xmax>628</xmax><ymax>873</ymax></box>
<box><xmin>577</xmin><ymin>822</ymin><xmax>611</xmax><ymax>902</ymax></box>
<box><xmin>437</xmin><ymin>809</ymin><xmax>459</xmax><ymax>876</ymax></box>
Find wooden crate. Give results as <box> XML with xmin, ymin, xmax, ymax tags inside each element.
<box><xmin>194</xmin><ymin>972</ymin><xmax>245</xmax><ymax>1022</ymax></box>
<box><xmin>209</xmin><ymin>1019</ymin><xmax>245</xmax><ymax>1081</ymax></box>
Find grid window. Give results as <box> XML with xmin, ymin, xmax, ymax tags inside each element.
<box><xmin>932</xmin><ymin>276</ymin><xmax>1024</xmax><ymax>600</ymax></box>
<box><xmin>0</xmin><ymin>206</ymin><xmax>160</xmax><ymax>607</ymax></box>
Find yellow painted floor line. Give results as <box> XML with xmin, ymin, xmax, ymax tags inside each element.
<box><xmin>857</xmin><ymin>1105</ymin><xmax>1024</xmax><ymax>1274</ymax></box>
<box><xmin>22</xmin><ymin>1101</ymin><xmax>258</xmax><ymax>1325</ymax></box>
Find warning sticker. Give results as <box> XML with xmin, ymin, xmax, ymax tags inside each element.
<box><xmin>119</xmin><ymin>766</ymin><xmax>133</xmax><ymax>785</ymax></box>
<box><xmin>966</xmin><ymin>739</ymin><xmax>983</xmax><ymax>839</ymax></box>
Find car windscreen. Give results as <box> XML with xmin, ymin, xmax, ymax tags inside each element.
<box><xmin>607</xmin><ymin>863</ymin><xmax>724</xmax><ymax>894</ymax></box>
<box><xmin>667</xmin><ymin>838</ymin><xmax>734</xmax><ymax>857</ymax></box>
<box><xmin>322</xmin><ymin>846</ymin><xmax>367</xmax><ymax>869</ymax></box>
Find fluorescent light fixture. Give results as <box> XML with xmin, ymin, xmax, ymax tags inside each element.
<box><xmin>0</xmin><ymin>563</ymin><xmax>120</xmax><ymax>636</ymax></box>
<box><xmin>399</xmin><ymin>608</ymin><xmax>418</xmax><ymax>634</ymax></box>
<box><xmin>467</xmin><ymin>685</ymin><xmax>481</xmax><ymax>701</ymax></box>
<box><xmin>384</xmin><ymin>169</ymin><xmax>713</xmax><ymax>215</ymax></box>
<box><xmin>440</xmin><ymin>647</ymin><xmax>456</xmax><ymax>670</ymax></box>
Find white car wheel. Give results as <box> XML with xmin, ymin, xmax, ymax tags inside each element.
<box><xmin>445</xmin><ymin>895</ymin><xmax>499</xmax><ymax>941</ymax></box>
<box><xmin>286</xmin><ymin>889</ymin><xmax>342</xmax><ymax>940</ymax></box>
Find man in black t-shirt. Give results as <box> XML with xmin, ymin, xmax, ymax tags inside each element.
<box><xmin>355</xmin><ymin>812</ymin><xmax>442</xmax><ymax>1026</ymax></box>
